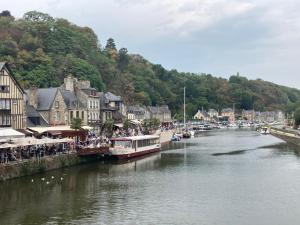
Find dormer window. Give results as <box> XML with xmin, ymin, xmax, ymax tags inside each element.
<box><xmin>55</xmin><ymin>101</ymin><xmax>59</xmax><ymax>108</ymax></box>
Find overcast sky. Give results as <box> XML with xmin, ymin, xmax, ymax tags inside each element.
<box><xmin>2</xmin><ymin>0</ymin><xmax>300</xmax><ymax>88</ymax></box>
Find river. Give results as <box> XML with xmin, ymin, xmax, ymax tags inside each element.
<box><xmin>1</xmin><ymin>129</ymin><xmax>300</xmax><ymax>225</ymax></box>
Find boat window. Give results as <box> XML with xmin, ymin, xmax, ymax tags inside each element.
<box><xmin>113</xmin><ymin>141</ymin><xmax>132</xmax><ymax>148</ymax></box>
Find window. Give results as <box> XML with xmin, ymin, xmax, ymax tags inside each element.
<box><xmin>76</xmin><ymin>110</ymin><xmax>79</xmax><ymax>118</ymax></box>
<box><xmin>89</xmin><ymin>100</ymin><xmax>92</xmax><ymax>109</ymax></box>
<box><xmin>0</xmin><ymin>99</ymin><xmax>10</xmax><ymax>110</ymax></box>
<box><xmin>70</xmin><ymin>111</ymin><xmax>73</xmax><ymax>119</ymax></box>
<box><xmin>55</xmin><ymin>111</ymin><xmax>60</xmax><ymax>121</ymax></box>
<box><xmin>113</xmin><ymin>141</ymin><xmax>132</xmax><ymax>148</ymax></box>
<box><xmin>55</xmin><ymin>101</ymin><xmax>59</xmax><ymax>108</ymax></box>
<box><xmin>0</xmin><ymin>85</ymin><xmax>9</xmax><ymax>93</ymax></box>
<box><xmin>0</xmin><ymin>113</ymin><xmax>11</xmax><ymax>126</ymax></box>
<box><xmin>93</xmin><ymin>101</ymin><xmax>96</xmax><ymax>109</ymax></box>
<box><xmin>81</xmin><ymin>111</ymin><xmax>84</xmax><ymax>120</ymax></box>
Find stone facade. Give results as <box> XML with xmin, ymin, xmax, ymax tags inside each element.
<box><xmin>127</xmin><ymin>105</ymin><xmax>150</xmax><ymax>121</ymax></box>
<box><xmin>63</xmin><ymin>75</ymin><xmax>100</xmax><ymax>126</ymax></box>
<box><xmin>147</xmin><ymin>105</ymin><xmax>172</xmax><ymax>123</ymax></box>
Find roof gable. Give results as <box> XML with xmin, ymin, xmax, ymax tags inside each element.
<box><xmin>0</xmin><ymin>62</ymin><xmax>25</xmax><ymax>94</ymax></box>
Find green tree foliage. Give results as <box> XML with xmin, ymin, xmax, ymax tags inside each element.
<box><xmin>70</xmin><ymin>118</ymin><xmax>82</xmax><ymax>130</ymax></box>
<box><xmin>1</xmin><ymin>11</ymin><xmax>300</xmax><ymax>118</ymax></box>
<box><xmin>102</xmin><ymin>119</ymin><xmax>114</xmax><ymax>137</ymax></box>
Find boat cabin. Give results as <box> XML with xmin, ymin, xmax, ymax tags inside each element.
<box><xmin>111</xmin><ymin>135</ymin><xmax>160</xmax><ymax>150</ymax></box>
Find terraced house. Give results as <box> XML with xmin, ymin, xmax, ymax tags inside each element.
<box><xmin>0</xmin><ymin>62</ymin><xmax>25</xmax><ymax>129</ymax></box>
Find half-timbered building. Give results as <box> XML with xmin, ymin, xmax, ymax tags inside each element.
<box><xmin>0</xmin><ymin>62</ymin><xmax>25</xmax><ymax>129</ymax></box>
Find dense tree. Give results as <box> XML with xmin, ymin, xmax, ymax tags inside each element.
<box><xmin>1</xmin><ymin>10</ymin><xmax>300</xmax><ymax>119</ymax></box>
<box><xmin>70</xmin><ymin>118</ymin><xmax>82</xmax><ymax>130</ymax></box>
<box><xmin>0</xmin><ymin>10</ymin><xmax>14</xmax><ymax>19</ymax></box>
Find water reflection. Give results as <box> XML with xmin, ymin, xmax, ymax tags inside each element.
<box><xmin>1</xmin><ymin>130</ymin><xmax>300</xmax><ymax>225</ymax></box>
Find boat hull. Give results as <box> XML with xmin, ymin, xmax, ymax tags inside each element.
<box><xmin>111</xmin><ymin>147</ymin><xmax>160</xmax><ymax>160</ymax></box>
<box><xmin>77</xmin><ymin>146</ymin><xmax>109</xmax><ymax>156</ymax></box>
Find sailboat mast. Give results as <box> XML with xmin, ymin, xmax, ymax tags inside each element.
<box><xmin>184</xmin><ymin>86</ymin><xmax>186</xmax><ymax>129</ymax></box>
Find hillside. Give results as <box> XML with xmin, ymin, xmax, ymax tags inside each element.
<box><xmin>1</xmin><ymin>10</ymin><xmax>300</xmax><ymax>118</ymax></box>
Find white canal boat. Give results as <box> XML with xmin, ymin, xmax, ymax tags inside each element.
<box><xmin>109</xmin><ymin>135</ymin><xmax>161</xmax><ymax>159</ymax></box>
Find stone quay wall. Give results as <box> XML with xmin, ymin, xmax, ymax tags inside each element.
<box><xmin>0</xmin><ymin>153</ymin><xmax>99</xmax><ymax>181</ymax></box>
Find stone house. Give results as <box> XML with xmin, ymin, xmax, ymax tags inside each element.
<box><xmin>0</xmin><ymin>62</ymin><xmax>26</xmax><ymax>130</ymax></box>
<box><xmin>100</xmin><ymin>92</ymin><xmax>125</xmax><ymax>123</ymax></box>
<box><xmin>26</xmin><ymin>87</ymin><xmax>68</xmax><ymax>126</ymax></box>
<box><xmin>147</xmin><ymin>105</ymin><xmax>172</xmax><ymax>123</ymax></box>
<box><xmin>63</xmin><ymin>75</ymin><xmax>100</xmax><ymax>126</ymax></box>
<box><xmin>127</xmin><ymin>105</ymin><xmax>150</xmax><ymax>121</ymax></box>
<box><xmin>60</xmin><ymin>88</ymin><xmax>87</xmax><ymax>125</ymax></box>
<box><xmin>193</xmin><ymin>110</ymin><xmax>211</xmax><ymax>122</ymax></box>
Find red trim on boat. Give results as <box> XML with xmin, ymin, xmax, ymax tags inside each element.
<box><xmin>113</xmin><ymin>148</ymin><xmax>160</xmax><ymax>159</ymax></box>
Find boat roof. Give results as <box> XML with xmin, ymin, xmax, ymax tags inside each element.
<box><xmin>111</xmin><ymin>135</ymin><xmax>159</xmax><ymax>141</ymax></box>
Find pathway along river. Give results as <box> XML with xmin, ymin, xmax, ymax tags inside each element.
<box><xmin>1</xmin><ymin>129</ymin><xmax>300</xmax><ymax>225</ymax></box>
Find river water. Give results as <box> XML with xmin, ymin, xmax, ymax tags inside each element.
<box><xmin>1</xmin><ymin>129</ymin><xmax>300</xmax><ymax>225</ymax></box>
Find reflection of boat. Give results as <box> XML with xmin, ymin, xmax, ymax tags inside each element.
<box><xmin>109</xmin><ymin>154</ymin><xmax>161</xmax><ymax>174</ymax></box>
<box><xmin>110</xmin><ymin>135</ymin><xmax>161</xmax><ymax>159</ymax></box>
<box><xmin>77</xmin><ymin>146</ymin><xmax>109</xmax><ymax>156</ymax></box>
<box><xmin>182</xmin><ymin>130</ymin><xmax>191</xmax><ymax>138</ymax></box>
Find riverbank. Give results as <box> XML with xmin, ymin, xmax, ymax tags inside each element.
<box><xmin>0</xmin><ymin>153</ymin><xmax>103</xmax><ymax>181</ymax></box>
<box><xmin>0</xmin><ymin>131</ymin><xmax>174</xmax><ymax>181</ymax></box>
<box><xmin>270</xmin><ymin>127</ymin><xmax>300</xmax><ymax>146</ymax></box>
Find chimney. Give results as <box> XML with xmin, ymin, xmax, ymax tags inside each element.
<box><xmin>28</xmin><ymin>86</ymin><xmax>38</xmax><ymax>109</ymax></box>
<box><xmin>64</xmin><ymin>74</ymin><xmax>76</xmax><ymax>92</ymax></box>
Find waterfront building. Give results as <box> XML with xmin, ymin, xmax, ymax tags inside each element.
<box><xmin>242</xmin><ymin>109</ymin><xmax>255</xmax><ymax>121</ymax></box>
<box><xmin>100</xmin><ymin>92</ymin><xmax>125</xmax><ymax>123</ymax></box>
<box><xmin>127</xmin><ymin>105</ymin><xmax>150</xmax><ymax>121</ymax></box>
<box><xmin>26</xmin><ymin>87</ymin><xmax>68</xmax><ymax>126</ymax></box>
<box><xmin>255</xmin><ymin>110</ymin><xmax>285</xmax><ymax>123</ymax></box>
<box><xmin>208</xmin><ymin>109</ymin><xmax>219</xmax><ymax>118</ymax></box>
<box><xmin>0</xmin><ymin>62</ymin><xmax>25</xmax><ymax>129</ymax></box>
<box><xmin>221</xmin><ymin>108</ymin><xmax>235</xmax><ymax>124</ymax></box>
<box><xmin>60</xmin><ymin>88</ymin><xmax>87</xmax><ymax>126</ymax></box>
<box><xmin>147</xmin><ymin>105</ymin><xmax>172</xmax><ymax>123</ymax></box>
<box><xmin>63</xmin><ymin>75</ymin><xmax>99</xmax><ymax>126</ymax></box>
<box><xmin>193</xmin><ymin>110</ymin><xmax>211</xmax><ymax>122</ymax></box>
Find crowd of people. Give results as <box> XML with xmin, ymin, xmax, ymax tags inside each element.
<box><xmin>76</xmin><ymin>134</ymin><xmax>110</xmax><ymax>149</ymax></box>
<box><xmin>0</xmin><ymin>142</ymin><xmax>72</xmax><ymax>164</ymax></box>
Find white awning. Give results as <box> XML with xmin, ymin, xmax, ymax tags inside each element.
<box><xmin>114</xmin><ymin>123</ymin><xmax>123</xmax><ymax>128</ymax></box>
<box><xmin>82</xmin><ymin>125</ymin><xmax>93</xmax><ymax>130</ymax></box>
<box><xmin>28</xmin><ymin>126</ymin><xmax>72</xmax><ymax>134</ymax></box>
<box><xmin>129</xmin><ymin>119</ymin><xmax>142</xmax><ymax>125</ymax></box>
<box><xmin>0</xmin><ymin>128</ymin><xmax>25</xmax><ymax>139</ymax></box>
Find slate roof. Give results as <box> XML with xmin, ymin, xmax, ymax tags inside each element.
<box><xmin>105</xmin><ymin>92</ymin><xmax>122</xmax><ymax>102</ymax></box>
<box><xmin>127</xmin><ymin>105</ymin><xmax>147</xmax><ymax>114</ymax></box>
<box><xmin>147</xmin><ymin>105</ymin><xmax>171</xmax><ymax>114</ymax></box>
<box><xmin>60</xmin><ymin>89</ymin><xmax>85</xmax><ymax>109</ymax></box>
<box><xmin>26</xmin><ymin>88</ymin><xmax>58</xmax><ymax>111</ymax></box>
<box><xmin>26</xmin><ymin>105</ymin><xmax>49</xmax><ymax>127</ymax></box>
<box><xmin>222</xmin><ymin>108</ymin><xmax>234</xmax><ymax>113</ymax></box>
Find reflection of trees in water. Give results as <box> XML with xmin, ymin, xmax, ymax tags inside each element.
<box><xmin>261</xmin><ymin>142</ymin><xmax>300</xmax><ymax>157</ymax></box>
<box><xmin>0</xmin><ymin>154</ymin><xmax>163</xmax><ymax>225</ymax></box>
